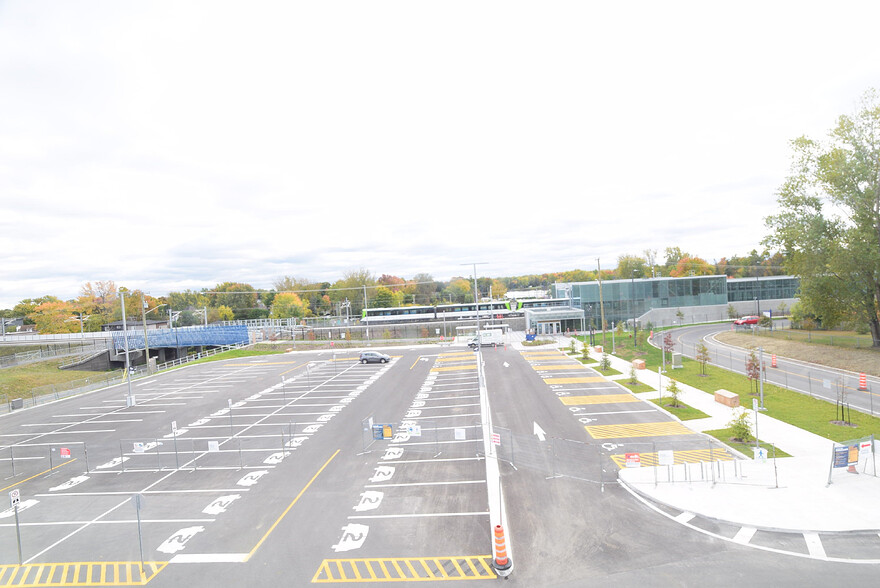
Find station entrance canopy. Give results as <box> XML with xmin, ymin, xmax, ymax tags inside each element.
<box><xmin>111</xmin><ymin>325</ymin><xmax>248</xmax><ymax>353</ymax></box>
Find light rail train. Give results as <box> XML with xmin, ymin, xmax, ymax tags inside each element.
<box><xmin>361</xmin><ymin>298</ymin><xmax>572</xmax><ymax>324</ymax></box>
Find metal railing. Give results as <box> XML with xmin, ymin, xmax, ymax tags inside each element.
<box><xmin>0</xmin><ymin>340</ymin><xmax>108</xmax><ymax>369</ymax></box>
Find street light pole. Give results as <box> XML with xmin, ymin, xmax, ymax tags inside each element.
<box><xmin>120</xmin><ymin>291</ymin><xmax>133</xmax><ymax>403</ymax></box>
<box><xmin>631</xmin><ymin>270</ymin><xmax>637</xmax><ymax>349</ymax></box>
<box><xmin>596</xmin><ymin>258</ymin><xmax>607</xmax><ymax>349</ymax></box>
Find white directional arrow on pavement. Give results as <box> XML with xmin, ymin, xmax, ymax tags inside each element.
<box><xmin>533</xmin><ymin>422</ymin><xmax>546</xmax><ymax>442</ymax></box>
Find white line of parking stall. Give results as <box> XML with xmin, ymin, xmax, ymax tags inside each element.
<box><xmin>159</xmin><ymin>357</ymin><xmax>396</xmax><ymax>560</ymax></box>
<box><xmin>21</xmin><ymin>357</ymin><xmax>396</xmax><ymax>564</ymax></box>
<box><xmin>331</xmin><ymin>356</ymin><xmax>487</xmax><ymax>554</ymax></box>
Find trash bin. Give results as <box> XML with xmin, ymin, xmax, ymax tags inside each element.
<box><xmin>10</xmin><ymin>398</ymin><xmax>23</xmax><ymax>410</ymax></box>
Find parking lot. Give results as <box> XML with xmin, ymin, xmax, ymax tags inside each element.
<box><xmin>4</xmin><ymin>343</ymin><xmax>880</xmax><ymax>587</ymax></box>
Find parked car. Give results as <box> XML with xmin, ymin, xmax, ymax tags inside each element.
<box><xmin>733</xmin><ymin>315</ymin><xmax>760</xmax><ymax>325</ymax></box>
<box><xmin>359</xmin><ymin>351</ymin><xmax>391</xmax><ymax>364</ymax></box>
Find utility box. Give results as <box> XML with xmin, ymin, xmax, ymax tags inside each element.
<box><xmin>632</xmin><ymin>359</ymin><xmax>646</xmax><ymax>370</ymax></box>
<box><xmin>671</xmin><ymin>352</ymin><xmax>683</xmax><ymax>369</ymax></box>
<box><xmin>10</xmin><ymin>398</ymin><xmax>23</xmax><ymax>410</ymax></box>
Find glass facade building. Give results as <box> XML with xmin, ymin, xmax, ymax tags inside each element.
<box><xmin>554</xmin><ymin>275</ymin><xmax>799</xmax><ymax>327</ymax></box>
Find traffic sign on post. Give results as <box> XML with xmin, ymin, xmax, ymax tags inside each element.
<box><xmin>9</xmin><ymin>489</ymin><xmax>20</xmax><ymax>507</ymax></box>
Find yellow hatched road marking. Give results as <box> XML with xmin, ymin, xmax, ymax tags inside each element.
<box><xmin>560</xmin><ymin>394</ymin><xmax>640</xmax><ymax>405</ymax></box>
<box><xmin>531</xmin><ymin>364</ymin><xmax>585</xmax><ymax>371</ymax></box>
<box><xmin>542</xmin><ymin>377</ymin><xmax>605</xmax><ymax>384</ymax></box>
<box><xmin>312</xmin><ymin>556</ymin><xmax>496</xmax><ymax>583</ymax></box>
<box><xmin>521</xmin><ymin>352</ymin><xmax>565</xmax><ymax>358</ymax></box>
<box><xmin>431</xmin><ymin>365</ymin><xmax>477</xmax><ymax>372</ymax></box>
<box><xmin>0</xmin><ymin>561</ymin><xmax>167</xmax><ymax>586</ymax></box>
<box><xmin>436</xmin><ymin>356</ymin><xmax>477</xmax><ymax>363</ymax></box>
<box><xmin>610</xmin><ymin>448</ymin><xmax>736</xmax><ymax>468</ymax></box>
<box><xmin>586</xmin><ymin>421</ymin><xmax>695</xmax><ymax>439</ymax></box>
<box><xmin>439</xmin><ymin>352</ymin><xmax>475</xmax><ymax>358</ymax></box>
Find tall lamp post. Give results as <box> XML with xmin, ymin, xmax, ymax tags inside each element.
<box><xmin>141</xmin><ymin>299</ymin><xmax>166</xmax><ymax>374</ymax></box>
<box><xmin>631</xmin><ymin>270</ymin><xmax>638</xmax><ymax>348</ymax></box>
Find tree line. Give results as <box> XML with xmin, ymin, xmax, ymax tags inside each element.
<box><xmin>2</xmin><ymin>248</ymin><xmax>787</xmax><ymax>334</ymax></box>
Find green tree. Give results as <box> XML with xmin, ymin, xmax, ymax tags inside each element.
<box><xmin>372</xmin><ymin>286</ymin><xmax>394</xmax><ymax>308</ymax></box>
<box><xmin>270</xmin><ymin>292</ymin><xmax>308</xmax><ymax>319</ymax></box>
<box><xmin>208</xmin><ymin>283</ymin><xmax>258</xmax><ymax>315</ymax></box>
<box><xmin>728</xmin><ymin>409</ymin><xmax>753</xmax><ymax>443</ymax></box>
<box><xmin>444</xmin><ymin>278</ymin><xmax>472</xmax><ymax>303</ymax></box>
<box><xmin>696</xmin><ymin>342</ymin><xmax>711</xmax><ymax>376</ymax></box>
<box><xmin>765</xmin><ymin>89</ymin><xmax>880</xmax><ymax>346</ymax></box>
<box><xmin>665</xmin><ymin>378</ymin><xmax>682</xmax><ymax>407</ymax></box>
<box><xmin>615</xmin><ymin>254</ymin><xmax>648</xmax><ymax>280</ymax></box>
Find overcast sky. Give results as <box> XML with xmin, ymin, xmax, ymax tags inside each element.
<box><xmin>2</xmin><ymin>1</ymin><xmax>880</xmax><ymax>309</ymax></box>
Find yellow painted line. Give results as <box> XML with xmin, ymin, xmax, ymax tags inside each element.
<box><xmin>430</xmin><ymin>365</ymin><xmax>477</xmax><ymax>372</ymax></box>
<box><xmin>586</xmin><ymin>421</ymin><xmax>695</xmax><ymax>439</ymax></box>
<box><xmin>439</xmin><ymin>352</ymin><xmax>474</xmax><ymax>358</ymax></box>
<box><xmin>281</xmin><ymin>363</ymin><xmax>303</xmax><ymax>376</ymax></box>
<box><xmin>531</xmin><ymin>364</ymin><xmax>585</xmax><ymax>371</ymax></box>
<box><xmin>436</xmin><ymin>356</ymin><xmax>476</xmax><ymax>363</ymax></box>
<box><xmin>0</xmin><ymin>459</ymin><xmax>76</xmax><ymax>493</ymax></box>
<box><xmin>312</xmin><ymin>556</ymin><xmax>496</xmax><ymax>582</ymax></box>
<box><xmin>0</xmin><ymin>561</ymin><xmax>167</xmax><ymax>586</ymax></box>
<box><xmin>560</xmin><ymin>394</ymin><xmax>640</xmax><ymax>405</ymax></box>
<box><xmin>246</xmin><ymin>449</ymin><xmax>340</xmax><ymax>561</ymax></box>
<box><xmin>541</xmin><ymin>377</ymin><xmax>605</xmax><ymax>384</ymax></box>
<box><xmin>610</xmin><ymin>448</ymin><xmax>735</xmax><ymax>469</ymax></box>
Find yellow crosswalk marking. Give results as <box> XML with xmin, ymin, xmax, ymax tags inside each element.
<box><xmin>531</xmin><ymin>364</ymin><xmax>586</xmax><ymax>370</ymax></box>
<box><xmin>610</xmin><ymin>448</ymin><xmax>735</xmax><ymax>468</ymax></box>
<box><xmin>312</xmin><ymin>556</ymin><xmax>496</xmax><ymax>582</ymax></box>
<box><xmin>542</xmin><ymin>377</ymin><xmax>606</xmax><ymax>384</ymax></box>
<box><xmin>431</xmin><ymin>365</ymin><xmax>477</xmax><ymax>372</ymax></box>
<box><xmin>0</xmin><ymin>561</ymin><xmax>167</xmax><ymax>586</ymax></box>
<box><xmin>560</xmin><ymin>394</ymin><xmax>640</xmax><ymax>405</ymax></box>
<box><xmin>586</xmin><ymin>421</ymin><xmax>695</xmax><ymax>439</ymax></box>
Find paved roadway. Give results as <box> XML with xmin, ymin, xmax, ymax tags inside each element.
<box><xmin>660</xmin><ymin>324</ymin><xmax>880</xmax><ymax>416</ymax></box>
<box><xmin>1</xmin><ymin>342</ymin><xmax>879</xmax><ymax>586</ymax></box>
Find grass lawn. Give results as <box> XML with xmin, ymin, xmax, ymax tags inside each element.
<box><xmin>0</xmin><ymin>359</ymin><xmax>113</xmax><ymax>399</ymax></box>
<box><xmin>599</xmin><ymin>339</ymin><xmax>880</xmax><ymax>443</ymax></box>
<box><xmin>704</xmin><ymin>427</ymin><xmax>793</xmax><ymax>458</ymax></box>
<box><xmin>184</xmin><ymin>347</ymin><xmax>285</xmax><ymax>366</ymax></box>
<box><xmin>648</xmin><ymin>398</ymin><xmax>709</xmax><ymax>421</ymax></box>
<box><xmin>616</xmin><ymin>379</ymin><xmax>655</xmax><ymax>394</ymax></box>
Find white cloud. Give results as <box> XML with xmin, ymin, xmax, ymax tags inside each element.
<box><xmin>2</xmin><ymin>1</ymin><xmax>880</xmax><ymax>308</ymax></box>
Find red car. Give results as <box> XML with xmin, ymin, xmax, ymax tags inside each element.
<box><xmin>734</xmin><ymin>315</ymin><xmax>760</xmax><ymax>325</ymax></box>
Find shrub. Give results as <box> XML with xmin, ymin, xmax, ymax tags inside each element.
<box><xmin>728</xmin><ymin>409</ymin><xmax>753</xmax><ymax>443</ymax></box>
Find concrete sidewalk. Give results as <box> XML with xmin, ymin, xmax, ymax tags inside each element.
<box><xmin>566</xmin><ymin>337</ymin><xmax>880</xmax><ymax>533</ymax></box>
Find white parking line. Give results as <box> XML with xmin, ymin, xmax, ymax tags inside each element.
<box><xmin>366</xmin><ymin>480</ymin><xmax>485</xmax><ymax>488</ymax></box>
<box><xmin>349</xmin><ymin>512</ymin><xmax>488</xmax><ymax>520</ymax></box>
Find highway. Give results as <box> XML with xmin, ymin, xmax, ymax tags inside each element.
<box><xmin>658</xmin><ymin>324</ymin><xmax>880</xmax><ymax>417</ymax></box>
<box><xmin>2</xmin><ymin>342</ymin><xmax>879</xmax><ymax>586</ymax></box>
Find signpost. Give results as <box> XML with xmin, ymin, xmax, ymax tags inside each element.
<box><xmin>10</xmin><ymin>489</ymin><xmax>22</xmax><ymax>564</ymax></box>
<box><xmin>132</xmin><ymin>494</ymin><xmax>146</xmax><ymax>573</ymax></box>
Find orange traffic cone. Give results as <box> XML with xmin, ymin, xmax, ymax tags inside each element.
<box><xmin>492</xmin><ymin>524</ymin><xmax>513</xmax><ymax>577</ymax></box>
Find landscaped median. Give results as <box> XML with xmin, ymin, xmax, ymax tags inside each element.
<box><xmin>571</xmin><ymin>334</ymin><xmax>880</xmax><ymax>452</ymax></box>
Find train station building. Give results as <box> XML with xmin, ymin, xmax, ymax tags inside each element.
<box><xmin>553</xmin><ymin>275</ymin><xmax>799</xmax><ymax>329</ymax></box>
